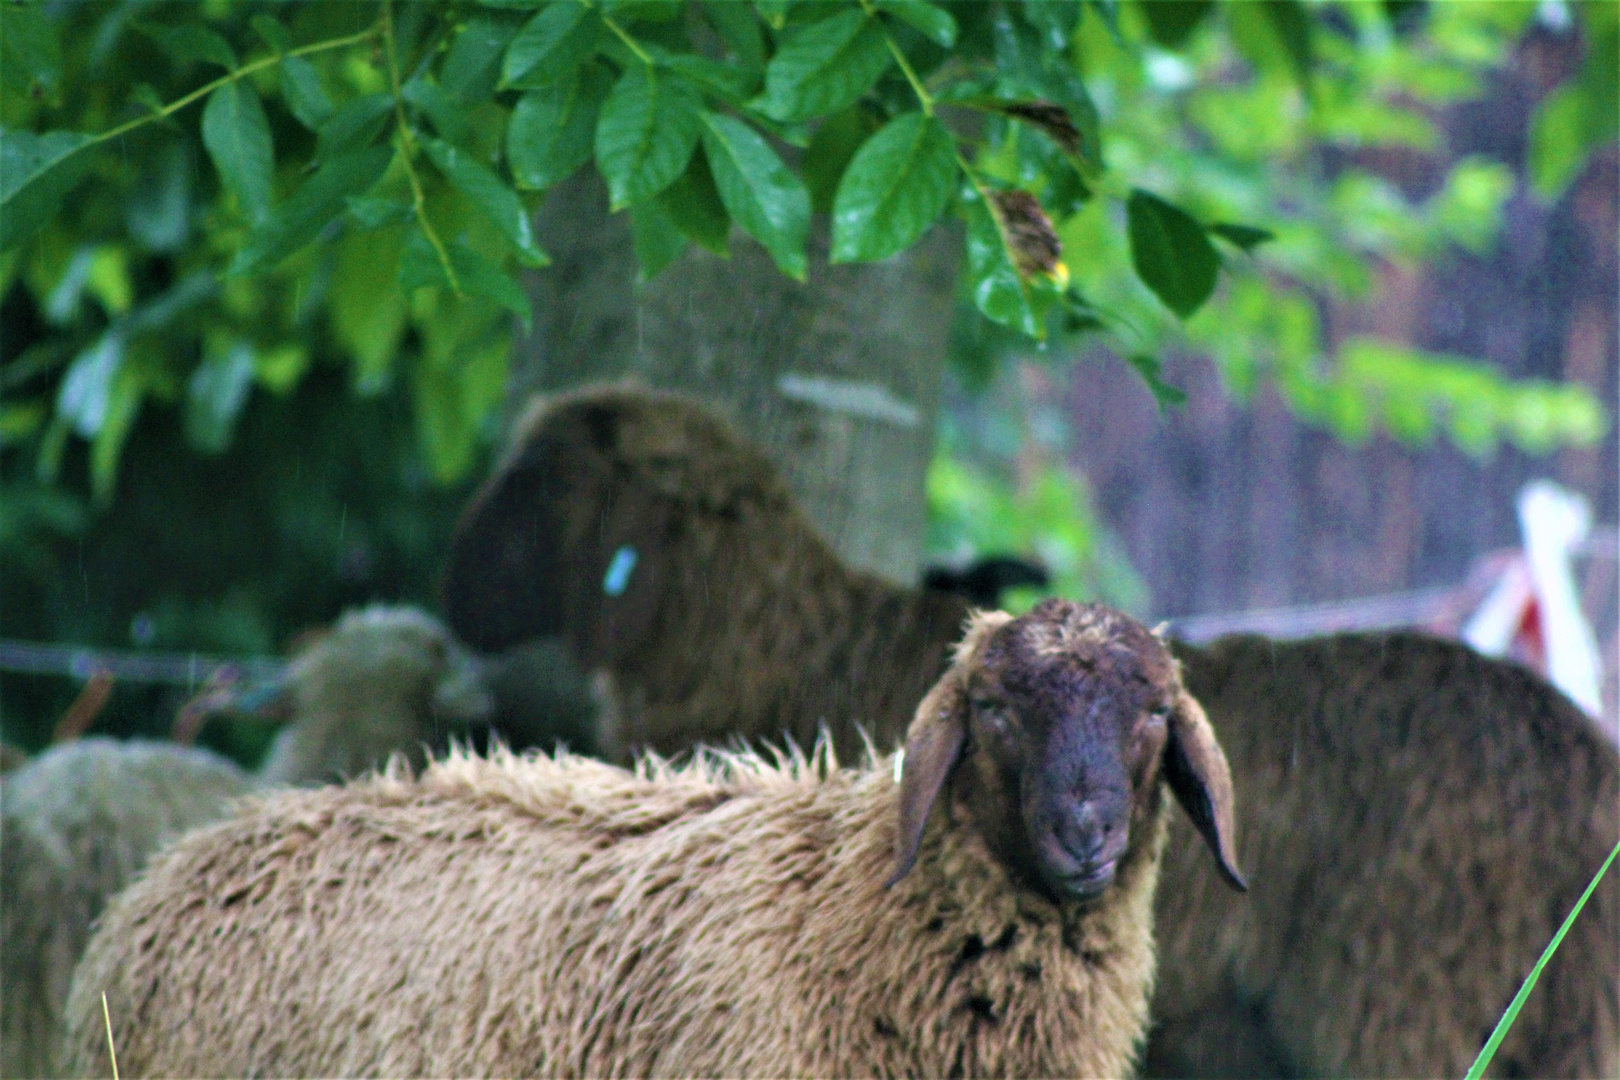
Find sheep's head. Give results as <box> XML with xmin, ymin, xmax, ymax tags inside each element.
<box><xmin>256</xmin><ymin>606</ymin><xmax>492</xmax><ymax>786</ymax></box>
<box><xmin>440</xmin><ymin>384</ymin><xmax>789</xmax><ymax>663</ymax></box>
<box><xmin>893</xmin><ymin>598</ymin><xmax>1245</xmax><ymax>902</ymax></box>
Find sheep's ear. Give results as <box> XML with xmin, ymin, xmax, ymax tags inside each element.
<box><xmin>569</xmin><ymin>481</ymin><xmax>672</xmax><ymax>670</ymax></box>
<box><xmin>1163</xmin><ymin>689</ymin><xmax>1247</xmax><ymax>891</ymax></box>
<box><xmin>440</xmin><ymin>437</ymin><xmax>571</xmax><ymax>653</ymax></box>
<box><xmin>889</xmin><ymin>611</ymin><xmax>1011</xmax><ymax>887</ymax></box>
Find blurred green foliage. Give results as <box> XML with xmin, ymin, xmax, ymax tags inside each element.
<box><xmin>0</xmin><ymin>0</ymin><xmax>1612</xmax><ymax>751</ymax></box>
<box><xmin>927</xmin><ymin>361</ymin><xmax>1148</xmax><ymax>616</ymax></box>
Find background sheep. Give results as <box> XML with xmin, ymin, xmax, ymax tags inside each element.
<box><xmin>442</xmin><ymin>384</ymin><xmax>967</xmax><ymax>763</ymax></box>
<box><xmin>66</xmin><ymin>601</ymin><xmax>1244</xmax><ymax>1079</ymax></box>
<box><xmin>253</xmin><ymin>604</ymin><xmax>492</xmax><ymax>785</ymax></box>
<box><xmin>0</xmin><ymin>740</ymin><xmax>246</xmax><ymax>1080</ymax></box>
<box><xmin>443</xmin><ymin>385</ymin><xmax>1619</xmax><ymax>1078</ymax></box>
<box><xmin>0</xmin><ymin>604</ymin><xmax>489</xmax><ymax>1079</ymax></box>
<box><xmin>1146</xmin><ymin>631</ymin><xmax>1618</xmax><ymax>1080</ymax></box>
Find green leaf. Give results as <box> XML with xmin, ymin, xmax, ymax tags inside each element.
<box><xmin>503</xmin><ymin>4</ymin><xmax>602</xmax><ymax>87</ymax></box>
<box><xmin>803</xmin><ymin>104</ymin><xmax>880</xmax><ymax>215</ymax></box>
<box><xmin>1528</xmin><ymin>84</ymin><xmax>1593</xmax><ymax>201</ymax></box>
<box><xmin>56</xmin><ymin>331</ymin><xmax>124</xmax><ymax>437</ymax></box>
<box><xmin>1088</xmin><ymin>0</ymin><xmax>1123</xmax><ymax>42</ymax></box>
<box><xmin>89</xmin><ymin>362</ymin><xmax>143</xmax><ymax>506</ymax></box>
<box><xmin>250</xmin><ymin>14</ymin><xmax>290</xmax><ymax>55</ymax></box>
<box><xmin>699</xmin><ymin>112</ymin><xmax>809</xmax><ymax>279</ymax></box>
<box><xmin>659</xmin><ymin>147</ymin><xmax>731</xmax><ymax>255</ymax></box>
<box><xmin>315</xmin><ymin>93</ymin><xmax>393</xmax><ymax>163</ymax></box>
<box><xmin>595</xmin><ymin>64</ymin><xmax>703</xmax><ymax>208</ymax></box>
<box><xmin>1018</xmin><ymin>0</ymin><xmax>1081</xmax><ymax>51</ymax></box>
<box><xmin>403</xmin><ymin>78</ymin><xmax>472</xmax><ymax>145</ymax></box>
<box><xmin>961</xmin><ymin>183</ymin><xmax>1036</xmax><ymax>337</ymax></box>
<box><xmin>1136</xmin><ymin>0</ymin><xmax>1213</xmax><ymax>49</ymax></box>
<box><xmin>421</xmin><ymin>137</ymin><xmax>548</xmax><ymax>267</ymax></box>
<box><xmin>1126</xmin><ymin>189</ymin><xmax>1218</xmax><ymax>318</ymax></box>
<box><xmin>2</xmin><ymin>3</ymin><xmax>62</xmax><ymax>96</ymax></box>
<box><xmin>831</xmin><ymin>112</ymin><xmax>957</xmax><ymax>263</ymax></box>
<box><xmin>755</xmin><ymin>0</ymin><xmax>794</xmax><ymax>31</ymax></box>
<box><xmin>281</xmin><ymin>56</ymin><xmax>334</xmax><ymax>130</ymax></box>
<box><xmin>629</xmin><ymin>198</ymin><xmax>689</xmax><ymax>280</ymax></box>
<box><xmin>399</xmin><ymin>231</ymin><xmax>533</xmax><ymax>329</ymax></box>
<box><xmin>1208</xmin><ymin>222</ymin><xmax>1274</xmax><ymax>251</ymax></box>
<box><xmin>253</xmin><ymin>343</ymin><xmax>310</xmax><ymax>394</ymax></box>
<box><xmin>650</xmin><ymin>46</ymin><xmax>761</xmax><ymax>102</ymax></box>
<box><xmin>135</xmin><ymin>21</ymin><xmax>237</xmax><ymax>70</ymax></box>
<box><xmin>603</xmin><ymin>0</ymin><xmax>683</xmax><ymax>25</ymax></box>
<box><xmin>441</xmin><ymin>14</ymin><xmax>522</xmax><ymax>104</ymax></box>
<box><xmin>0</xmin><ymin>129</ymin><xmax>95</xmax><ymax>252</ymax></box>
<box><xmin>185</xmin><ymin>340</ymin><xmax>256</xmax><ymax>453</ymax></box>
<box><xmin>1259</xmin><ymin>0</ymin><xmax>1313</xmax><ymax>94</ymax></box>
<box><xmin>757</xmin><ymin>10</ymin><xmax>892</xmax><ymax>122</ymax></box>
<box><xmin>410</xmin><ymin>326</ymin><xmax>511</xmax><ymax>484</ymax></box>
<box><xmin>230</xmin><ymin>145</ymin><xmax>393</xmax><ymax>275</ymax></box>
<box><xmin>874</xmin><ymin>0</ymin><xmax>957</xmax><ymax>47</ymax></box>
<box><xmin>1125</xmin><ymin>354</ymin><xmax>1187</xmax><ymax>409</ymax></box>
<box><xmin>202</xmin><ymin>81</ymin><xmax>274</xmax><ymax>223</ymax></box>
<box><xmin>701</xmin><ymin>0</ymin><xmax>766</xmax><ymax>68</ymax></box>
<box><xmin>346</xmin><ymin>196</ymin><xmax>413</xmax><ymax>228</ymax></box>
<box><xmin>331</xmin><ymin>226</ymin><xmax>408</xmax><ymax>391</ymax></box>
<box><xmin>509</xmin><ymin>64</ymin><xmax>611</xmax><ymax>191</ymax></box>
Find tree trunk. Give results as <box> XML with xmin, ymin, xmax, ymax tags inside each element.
<box><xmin>512</xmin><ymin>172</ymin><xmax>960</xmax><ymax>585</ymax></box>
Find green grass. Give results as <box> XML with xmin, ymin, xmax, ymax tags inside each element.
<box><xmin>1464</xmin><ymin>835</ymin><xmax>1620</xmax><ymax>1079</ymax></box>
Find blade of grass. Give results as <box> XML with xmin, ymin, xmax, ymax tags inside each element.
<box><xmin>102</xmin><ymin>991</ymin><xmax>120</xmax><ymax>1080</ymax></box>
<box><xmin>1464</xmin><ymin>835</ymin><xmax>1620</xmax><ymax>1079</ymax></box>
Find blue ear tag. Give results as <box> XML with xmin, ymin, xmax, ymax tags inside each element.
<box><xmin>603</xmin><ymin>545</ymin><xmax>638</xmax><ymax>597</ymax></box>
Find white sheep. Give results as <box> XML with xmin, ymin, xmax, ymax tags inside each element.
<box><xmin>64</xmin><ymin>600</ymin><xmax>1244</xmax><ymax>1078</ymax></box>
<box><xmin>1</xmin><ymin>604</ymin><xmax>489</xmax><ymax>1078</ymax></box>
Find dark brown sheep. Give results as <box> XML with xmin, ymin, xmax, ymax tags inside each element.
<box><xmin>65</xmin><ymin>601</ymin><xmax>1242</xmax><ymax>1079</ymax></box>
<box><xmin>442</xmin><ymin>383</ymin><xmax>966</xmax><ymax>762</ymax></box>
<box><xmin>442</xmin><ymin>385</ymin><xmax>1619</xmax><ymax>1079</ymax></box>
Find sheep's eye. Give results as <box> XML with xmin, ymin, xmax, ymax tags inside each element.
<box><xmin>974</xmin><ymin>700</ymin><xmax>1015</xmax><ymax>735</ymax></box>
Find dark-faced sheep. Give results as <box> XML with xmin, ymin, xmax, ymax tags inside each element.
<box><xmin>65</xmin><ymin>601</ymin><xmax>1245</xmax><ymax>1079</ymax></box>
<box><xmin>441</xmin><ymin>383</ymin><xmax>968</xmax><ymax>763</ymax></box>
<box><xmin>442</xmin><ymin>385</ymin><xmax>1619</xmax><ymax>1078</ymax></box>
<box><xmin>1</xmin><ymin>604</ymin><xmax>489</xmax><ymax>1079</ymax></box>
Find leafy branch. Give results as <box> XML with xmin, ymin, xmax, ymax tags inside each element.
<box><xmin>1</xmin><ymin>0</ymin><xmax>1607</xmax><ymax>501</ymax></box>
<box><xmin>379</xmin><ymin>0</ymin><xmax>458</xmax><ymax>296</ymax></box>
<box><xmin>94</xmin><ymin>27</ymin><xmax>379</xmax><ymax>152</ymax></box>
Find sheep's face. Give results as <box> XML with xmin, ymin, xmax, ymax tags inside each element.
<box><xmin>295</xmin><ymin>607</ymin><xmax>492</xmax><ymax>725</ymax></box>
<box><xmin>956</xmin><ymin>603</ymin><xmax>1176</xmax><ymax>901</ymax></box>
<box><xmin>893</xmin><ymin>599</ymin><xmax>1245</xmax><ymax>899</ymax></box>
<box><xmin>441</xmin><ymin>386</ymin><xmax>790</xmax><ymax>660</ymax></box>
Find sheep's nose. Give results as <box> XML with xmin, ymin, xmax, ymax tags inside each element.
<box><xmin>1056</xmin><ymin>801</ymin><xmax>1107</xmax><ymax>864</ymax></box>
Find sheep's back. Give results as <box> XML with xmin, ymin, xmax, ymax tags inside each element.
<box><xmin>604</xmin><ymin>499</ymin><xmax>967</xmax><ymax>762</ymax></box>
<box><xmin>64</xmin><ymin>750</ymin><xmax>862</xmax><ymax>1077</ymax></box>
<box><xmin>66</xmin><ymin>747</ymin><xmax>1163</xmax><ymax>1079</ymax></box>
<box><xmin>1150</xmin><ymin>632</ymin><xmax>1619</xmax><ymax>1079</ymax></box>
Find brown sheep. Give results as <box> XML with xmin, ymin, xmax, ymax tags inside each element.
<box><xmin>64</xmin><ymin>601</ymin><xmax>1244</xmax><ymax>1079</ymax></box>
<box><xmin>1145</xmin><ymin>631</ymin><xmax>1618</xmax><ymax>1080</ymax></box>
<box><xmin>441</xmin><ymin>383</ymin><xmax>967</xmax><ymax>762</ymax></box>
<box><xmin>441</xmin><ymin>385</ymin><xmax>1619</xmax><ymax>1078</ymax></box>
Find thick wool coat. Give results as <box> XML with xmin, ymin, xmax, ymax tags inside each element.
<box><xmin>66</xmin><ymin>746</ymin><xmax>1164</xmax><ymax>1079</ymax></box>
